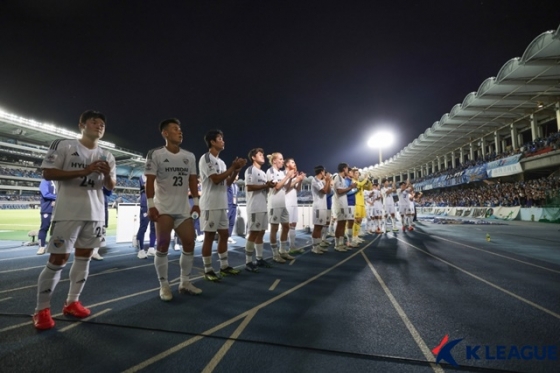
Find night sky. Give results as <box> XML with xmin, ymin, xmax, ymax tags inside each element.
<box><xmin>1</xmin><ymin>1</ymin><xmax>559</xmax><ymax>175</ymax></box>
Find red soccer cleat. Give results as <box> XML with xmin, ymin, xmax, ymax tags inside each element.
<box><xmin>33</xmin><ymin>308</ymin><xmax>55</xmax><ymax>330</ymax></box>
<box><xmin>408</xmin><ymin>226</ymin><xmax>414</xmax><ymax>231</ymax></box>
<box><xmin>63</xmin><ymin>301</ymin><xmax>91</xmax><ymax>318</ymax></box>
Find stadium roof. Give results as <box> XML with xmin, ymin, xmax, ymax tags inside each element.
<box><xmin>0</xmin><ymin>111</ymin><xmax>145</xmax><ymax>167</ymax></box>
<box><xmin>368</xmin><ymin>24</ymin><xmax>560</xmax><ymax>178</ymax></box>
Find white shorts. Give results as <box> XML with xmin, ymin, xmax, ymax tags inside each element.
<box><xmin>269</xmin><ymin>207</ymin><xmax>289</xmax><ymax>224</ymax></box>
<box><xmin>348</xmin><ymin>206</ymin><xmax>355</xmax><ymax>220</ymax></box>
<box><xmin>399</xmin><ymin>205</ymin><xmax>414</xmax><ymax>216</ymax></box>
<box><xmin>312</xmin><ymin>208</ymin><xmax>328</xmax><ymax>226</ymax></box>
<box><xmin>200</xmin><ymin>209</ymin><xmax>229</xmax><ymax>232</ymax></box>
<box><xmin>159</xmin><ymin>213</ymin><xmax>192</xmax><ymax>229</ymax></box>
<box><xmin>335</xmin><ymin>207</ymin><xmax>352</xmax><ymax>221</ymax></box>
<box><xmin>373</xmin><ymin>207</ymin><xmax>384</xmax><ymax>218</ymax></box>
<box><xmin>47</xmin><ymin>220</ymin><xmax>105</xmax><ymax>253</ymax></box>
<box><xmin>287</xmin><ymin>205</ymin><xmax>298</xmax><ymax>223</ymax></box>
<box><xmin>384</xmin><ymin>204</ymin><xmax>396</xmax><ymax>216</ymax></box>
<box><xmin>247</xmin><ymin>211</ymin><xmax>268</xmax><ymax>232</ymax></box>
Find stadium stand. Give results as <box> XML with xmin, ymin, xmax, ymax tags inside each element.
<box><xmin>0</xmin><ymin>111</ymin><xmax>145</xmax><ymax>208</ymax></box>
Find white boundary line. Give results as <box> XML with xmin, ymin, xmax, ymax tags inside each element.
<box><xmin>122</xmin><ymin>238</ymin><xmax>379</xmax><ymax>372</ymax></box>
<box><xmin>59</xmin><ymin>308</ymin><xmax>112</xmax><ymax>333</ymax></box>
<box><xmin>361</xmin><ymin>252</ymin><xmax>443</xmax><ymax>373</ymax></box>
<box><xmin>201</xmin><ymin>310</ymin><xmax>258</xmax><ymax>373</ymax></box>
<box><xmin>268</xmin><ymin>279</ymin><xmax>280</xmax><ymax>291</ymax></box>
<box><xmin>418</xmin><ymin>232</ymin><xmax>560</xmax><ymax>274</ymax></box>
<box><xmin>396</xmin><ymin>237</ymin><xmax>560</xmax><ymax>320</ymax></box>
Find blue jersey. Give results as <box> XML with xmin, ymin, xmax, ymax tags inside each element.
<box><xmin>346</xmin><ymin>178</ymin><xmax>357</xmax><ymax>206</ymax></box>
<box><xmin>39</xmin><ymin>180</ymin><xmax>56</xmax><ymax>214</ymax></box>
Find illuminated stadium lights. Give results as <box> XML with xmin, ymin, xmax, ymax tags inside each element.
<box><xmin>0</xmin><ymin>110</ymin><xmax>116</xmax><ymax>149</ymax></box>
<box><xmin>367</xmin><ymin>131</ymin><xmax>394</xmax><ymax>164</ymax></box>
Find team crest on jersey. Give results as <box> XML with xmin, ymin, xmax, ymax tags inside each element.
<box><xmin>145</xmin><ymin>162</ymin><xmax>153</xmax><ymax>171</ymax></box>
<box><xmin>183</xmin><ymin>158</ymin><xmax>189</xmax><ymax>165</ymax></box>
<box><xmin>53</xmin><ymin>237</ymin><xmax>65</xmax><ymax>248</ymax></box>
<box><xmin>45</xmin><ymin>152</ymin><xmax>57</xmax><ymax>164</ymax></box>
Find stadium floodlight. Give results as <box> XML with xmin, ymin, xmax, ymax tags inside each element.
<box><xmin>367</xmin><ymin>131</ymin><xmax>394</xmax><ymax>164</ymax></box>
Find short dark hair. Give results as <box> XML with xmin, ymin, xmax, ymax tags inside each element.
<box><xmin>399</xmin><ymin>181</ymin><xmax>406</xmax><ymax>186</ymax></box>
<box><xmin>80</xmin><ymin>110</ymin><xmax>106</xmax><ymax>124</ymax></box>
<box><xmin>337</xmin><ymin>163</ymin><xmax>349</xmax><ymax>172</ymax></box>
<box><xmin>314</xmin><ymin>165</ymin><xmax>325</xmax><ymax>175</ymax></box>
<box><xmin>381</xmin><ymin>178</ymin><xmax>388</xmax><ymax>184</ymax></box>
<box><xmin>159</xmin><ymin>118</ymin><xmax>180</xmax><ymax>132</ymax></box>
<box><xmin>204</xmin><ymin>129</ymin><xmax>224</xmax><ymax>149</ymax></box>
<box><xmin>248</xmin><ymin>148</ymin><xmax>264</xmax><ymax>161</ymax></box>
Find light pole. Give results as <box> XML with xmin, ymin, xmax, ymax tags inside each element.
<box><xmin>367</xmin><ymin>131</ymin><xmax>394</xmax><ymax>164</ymax></box>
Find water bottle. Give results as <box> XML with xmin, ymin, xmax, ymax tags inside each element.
<box><xmin>191</xmin><ymin>211</ymin><xmax>199</xmax><ymax>220</ymax></box>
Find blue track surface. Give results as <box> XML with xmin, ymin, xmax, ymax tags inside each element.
<box><xmin>1</xmin><ymin>218</ymin><xmax>559</xmax><ymax>373</ymax></box>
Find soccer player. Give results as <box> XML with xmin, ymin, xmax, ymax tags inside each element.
<box><xmin>266</xmin><ymin>152</ymin><xmax>296</xmax><ymax>263</ymax></box>
<box><xmin>37</xmin><ymin>179</ymin><xmax>56</xmax><ymax>255</ymax></box>
<box><xmin>371</xmin><ymin>182</ymin><xmax>384</xmax><ymax>234</ymax></box>
<box><xmin>333</xmin><ymin>163</ymin><xmax>356</xmax><ymax>252</ymax></box>
<box><xmin>352</xmin><ymin>170</ymin><xmax>372</xmax><ymax>242</ymax></box>
<box><xmin>244</xmin><ymin>148</ymin><xmax>275</xmax><ymax>272</ymax></box>
<box><xmin>136</xmin><ymin>174</ymin><xmax>156</xmax><ymax>259</ymax></box>
<box><xmin>381</xmin><ymin>178</ymin><xmax>399</xmax><ymax>232</ymax></box>
<box><xmin>345</xmin><ymin>167</ymin><xmax>359</xmax><ymax>248</ymax></box>
<box><xmin>199</xmin><ymin>129</ymin><xmax>246</xmax><ymax>282</ymax></box>
<box><xmin>311</xmin><ymin>166</ymin><xmax>332</xmax><ymax>254</ymax></box>
<box><xmin>284</xmin><ymin>158</ymin><xmax>306</xmax><ymax>254</ymax></box>
<box><xmin>398</xmin><ymin>181</ymin><xmax>414</xmax><ymax>231</ymax></box>
<box><xmin>145</xmin><ymin>118</ymin><xmax>202</xmax><ymax>301</ymax></box>
<box><xmin>32</xmin><ymin>110</ymin><xmax>116</xmax><ymax>330</ymax></box>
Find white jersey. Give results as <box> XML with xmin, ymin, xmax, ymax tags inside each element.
<box><xmin>372</xmin><ymin>189</ymin><xmax>383</xmax><ymax>210</ymax></box>
<box><xmin>41</xmin><ymin>139</ymin><xmax>116</xmax><ymax>221</ymax></box>
<box><xmin>364</xmin><ymin>190</ymin><xmax>373</xmax><ymax>206</ymax></box>
<box><xmin>144</xmin><ymin>146</ymin><xmax>197</xmax><ymax>215</ymax></box>
<box><xmin>199</xmin><ymin>152</ymin><xmax>228</xmax><ymax>210</ymax></box>
<box><xmin>398</xmin><ymin>189</ymin><xmax>412</xmax><ymax>208</ymax></box>
<box><xmin>333</xmin><ymin>174</ymin><xmax>348</xmax><ymax>208</ymax></box>
<box><xmin>381</xmin><ymin>187</ymin><xmax>395</xmax><ymax>207</ymax></box>
<box><xmin>285</xmin><ymin>183</ymin><xmax>298</xmax><ymax>208</ymax></box>
<box><xmin>266</xmin><ymin>167</ymin><xmax>288</xmax><ymax>209</ymax></box>
<box><xmin>311</xmin><ymin>177</ymin><xmax>327</xmax><ymax>210</ymax></box>
<box><xmin>244</xmin><ymin>165</ymin><xmax>268</xmax><ymax>213</ymax></box>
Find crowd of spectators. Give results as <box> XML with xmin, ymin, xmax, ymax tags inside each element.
<box><xmin>116</xmin><ymin>176</ymin><xmax>140</xmax><ymax>188</ymax></box>
<box><xmin>418</xmin><ymin>175</ymin><xmax>560</xmax><ymax>208</ymax></box>
<box><xmin>413</xmin><ymin>130</ymin><xmax>560</xmax><ymax>184</ymax></box>
<box><xmin>0</xmin><ymin>194</ymin><xmax>40</xmax><ymax>201</ymax></box>
<box><xmin>0</xmin><ymin>166</ymin><xmax>42</xmax><ymax>178</ymax></box>
<box><xmin>520</xmin><ymin>130</ymin><xmax>560</xmax><ymax>157</ymax></box>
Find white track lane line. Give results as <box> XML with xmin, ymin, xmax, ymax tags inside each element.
<box><xmin>361</xmin><ymin>252</ymin><xmax>444</xmax><ymax>373</ymax></box>
<box><xmin>417</xmin><ymin>232</ymin><xmax>560</xmax><ymax>274</ymax></box>
<box><xmin>397</xmin><ymin>237</ymin><xmax>560</xmax><ymax>320</ymax></box>
<box><xmin>122</xmin><ymin>238</ymin><xmax>380</xmax><ymax>372</ymax></box>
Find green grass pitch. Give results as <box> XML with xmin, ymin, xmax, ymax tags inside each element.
<box><xmin>0</xmin><ymin>209</ymin><xmax>118</xmax><ymax>242</ymax></box>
